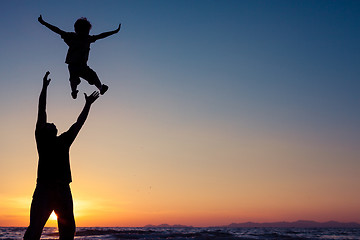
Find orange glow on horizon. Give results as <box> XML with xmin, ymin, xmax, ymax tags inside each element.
<box><xmin>1</xmin><ymin>189</ymin><xmax>360</xmax><ymax>227</ymax></box>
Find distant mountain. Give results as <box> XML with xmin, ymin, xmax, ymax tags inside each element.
<box><xmin>224</xmin><ymin>220</ymin><xmax>360</xmax><ymax>228</ymax></box>
<box><xmin>144</xmin><ymin>224</ymin><xmax>193</xmax><ymax>228</ymax></box>
<box><xmin>143</xmin><ymin>220</ymin><xmax>360</xmax><ymax>228</ymax></box>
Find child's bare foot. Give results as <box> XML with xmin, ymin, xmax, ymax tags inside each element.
<box><xmin>71</xmin><ymin>90</ymin><xmax>79</xmax><ymax>99</ymax></box>
<box><xmin>100</xmin><ymin>84</ymin><xmax>108</xmax><ymax>95</ymax></box>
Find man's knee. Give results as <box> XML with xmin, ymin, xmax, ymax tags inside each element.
<box><xmin>24</xmin><ymin>225</ymin><xmax>42</xmax><ymax>240</ymax></box>
<box><xmin>59</xmin><ymin>224</ymin><xmax>76</xmax><ymax>240</ymax></box>
<box><xmin>58</xmin><ymin>216</ymin><xmax>75</xmax><ymax>239</ymax></box>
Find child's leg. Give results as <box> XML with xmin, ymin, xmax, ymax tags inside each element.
<box><xmin>80</xmin><ymin>65</ymin><xmax>108</xmax><ymax>95</ymax></box>
<box><xmin>68</xmin><ymin>65</ymin><xmax>81</xmax><ymax>99</ymax></box>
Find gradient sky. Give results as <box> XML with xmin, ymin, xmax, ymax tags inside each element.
<box><xmin>0</xmin><ymin>0</ymin><xmax>359</xmax><ymax>227</ymax></box>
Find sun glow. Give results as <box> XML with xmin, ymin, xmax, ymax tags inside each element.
<box><xmin>50</xmin><ymin>211</ymin><xmax>57</xmax><ymax>221</ymax></box>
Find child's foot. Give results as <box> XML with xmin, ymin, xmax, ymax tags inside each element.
<box><xmin>100</xmin><ymin>84</ymin><xmax>109</xmax><ymax>95</ymax></box>
<box><xmin>71</xmin><ymin>90</ymin><xmax>79</xmax><ymax>99</ymax></box>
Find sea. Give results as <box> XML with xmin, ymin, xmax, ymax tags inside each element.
<box><xmin>1</xmin><ymin>227</ymin><xmax>360</xmax><ymax>239</ymax></box>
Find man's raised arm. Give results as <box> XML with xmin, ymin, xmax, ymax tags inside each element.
<box><xmin>37</xmin><ymin>71</ymin><xmax>51</xmax><ymax>128</ymax></box>
<box><xmin>67</xmin><ymin>91</ymin><xmax>99</xmax><ymax>141</ymax></box>
<box><xmin>38</xmin><ymin>15</ymin><xmax>65</xmax><ymax>35</ymax></box>
<box><xmin>93</xmin><ymin>24</ymin><xmax>121</xmax><ymax>41</ymax></box>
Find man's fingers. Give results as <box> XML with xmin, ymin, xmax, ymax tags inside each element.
<box><xmin>91</xmin><ymin>91</ymin><xmax>99</xmax><ymax>97</ymax></box>
<box><xmin>43</xmin><ymin>71</ymin><xmax>50</xmax><ymax>82</ymax></box>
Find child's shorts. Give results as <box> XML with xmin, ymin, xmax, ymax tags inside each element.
<box><xmin>68</xmin><ymin>64</ymin><xmax>101</xmax><ymax>86</ymax></box>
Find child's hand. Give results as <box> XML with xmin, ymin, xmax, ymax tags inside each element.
<box><xmin>115</xmin><ymin>24</ymin><xmax>121</xmax><ymax>33</ymax></box>
<box><xmin>38</xmin><ymin>15</ymin><xmax>44</xmax><ymax>24</ymax></box>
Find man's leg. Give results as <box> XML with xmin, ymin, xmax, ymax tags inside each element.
<box><xmin>24</xmin><ymin>186</ymin><xmax>53</xmax><ymax>240</ymax></box>
<box><xmin>54</xmin><ymin>184</ymin><xmax>75</xmax><ymax>240</ymax></box>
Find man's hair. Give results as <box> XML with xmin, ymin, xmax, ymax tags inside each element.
<box><xmin>74</xmin><ymin>17</ymin><xmax>92</xmax><ymax>35</ymax></box>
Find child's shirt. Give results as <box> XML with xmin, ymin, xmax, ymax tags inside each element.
<box><xmin>61</xmin><ymin>32</ymin><xmax>97</xmax><ymax>65</ymax></box>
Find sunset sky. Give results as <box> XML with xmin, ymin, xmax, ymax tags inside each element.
<box><xmin>0</xmin><ymin>0</ymin><xmax>359</xmax><ymax>227</ymax></box>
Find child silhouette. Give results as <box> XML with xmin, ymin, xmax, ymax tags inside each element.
<box><xmin>38</xmin><ymin>15</ymin><xmax>121</xmax><ymax>99</ymax></box>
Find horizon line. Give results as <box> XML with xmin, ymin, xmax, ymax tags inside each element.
<box><xmin>2</xmin><ymin>219</ymin><xmax>360</xmax><ymax>228</ymax></box>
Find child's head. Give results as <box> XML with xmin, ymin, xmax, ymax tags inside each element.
<box><xmin>74</xmin><ymin>17</ymin><xmax>92</xmax><ymax>35</ymax></box>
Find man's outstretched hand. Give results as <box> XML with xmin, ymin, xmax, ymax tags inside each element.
<box><xmin>84</xmin><ymin>91</ymin><xmax>99</xmax><ymax>105</ymax></box>
<box><xmin>43</xmin><ymin>71</ymin><xmax>51</xmax><ymax>87</ymax></box>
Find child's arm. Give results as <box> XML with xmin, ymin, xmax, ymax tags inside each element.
<box><xmin>38</xmin><ymin>15</ymin><xmax>65</xmax><ymax>35</ymax></box>
<box><xmin>93</xmin><ymin>24</ymin><xmax>121</xmax><ymax>41</ymax></box>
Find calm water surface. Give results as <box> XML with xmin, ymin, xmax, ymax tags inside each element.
<box><xmin>1</xmin><ymin>227</ymin><xmax>360</xmax><ymax>239</ymax></box>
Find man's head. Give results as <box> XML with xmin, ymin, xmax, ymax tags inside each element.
<box><xmin>45</xmin><ymin>123</ymin><xmax>58</xmax><ymax>137</ymax></box>
<box><xmin>74</xmin><ymin>17</ymin><xmax>92</xmax><ymax>36</ymax></box>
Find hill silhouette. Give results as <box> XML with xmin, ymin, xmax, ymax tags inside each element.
<box><xmin>143</xmin><ymin>220</ymin><xmax>360</xmax><ymax>228</ymax></box>
<box><xmin>223</xmin><ymin>220</ymin><xmax>360</xmax><ymax>228</ymax></box>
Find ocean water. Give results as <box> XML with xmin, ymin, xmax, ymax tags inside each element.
<box><xmin>1</xmin><ymin>227</ymin><xmax>360</xmax><ymax>239</ymax></box>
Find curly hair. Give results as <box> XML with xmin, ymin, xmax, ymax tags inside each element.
<box><xmin>74</xmin><ymin>17</ymin><xmax>92</xmax><ymax>35</ymax></box>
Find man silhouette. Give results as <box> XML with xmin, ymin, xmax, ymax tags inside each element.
<box><xmin>24</xmin><ymin>71</ymin><xmax>99</xmax><ymax>240</ymax></box>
